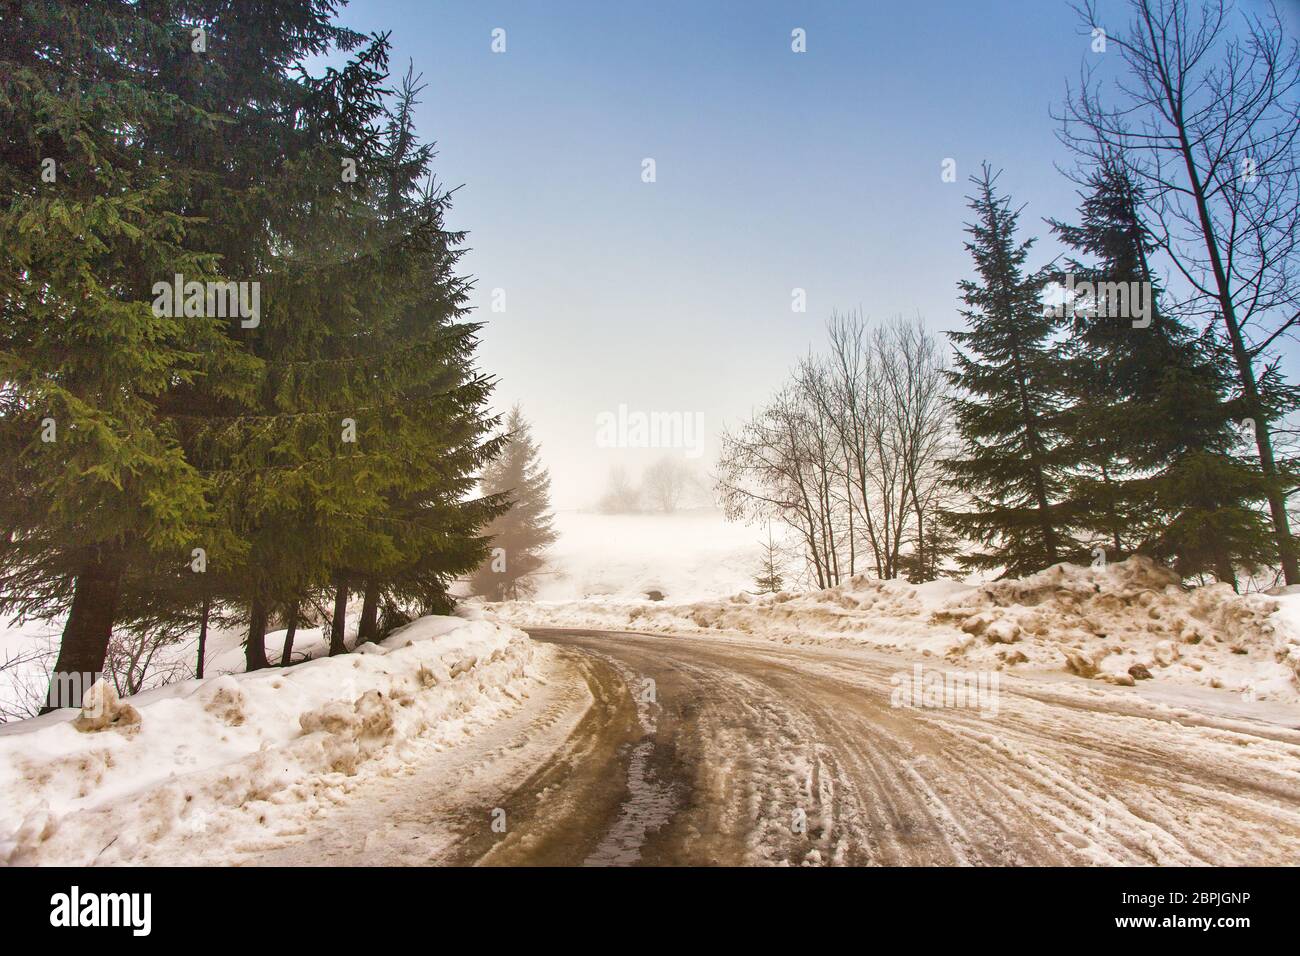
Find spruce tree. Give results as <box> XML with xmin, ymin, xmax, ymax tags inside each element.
<box><xmin>754</xmin><ymin>525</ymin><xmax>785</xmax><ymax>594</ymax></box>
<box><xmin>469</xmin><ymin>406</ymin><xmax>557</xmax><ymax>602</ymax></box>
<box><xmin>944</xmin><ymin>165</ymin><xmax>1076</xmax><ymax>578</ymax></box>
<box><xmin>338</xmin><ymin>67</ymin><xmax>509</xmax><ymax>639</ymax></box>
<box><xmin>199</xmin><ymin>61</ymin><xmax>508</xmax><ymax>657</ymax></box>
<box><xmin>112</xmin><ymin>7</ymin><xmax>391</xmax><ymax>671</ymax></box>
<box><xmin>1049</xmin><ymin>159</ymin><xmax>1273</xmax><ymax>584</ymax></box>
<box><xmin>0</xmin><ymin>2</ymin><xmax>255</xmax><ymax>708</ymax></box>
<box><xmin>1</xmin><ymin>2</ymin><xmax>508</xmax><ymax>699</ymax></box>
<box><xmin>157</xmin><ymin>4</ymin><xmax>383</xmax><ymax>668</ymax></box>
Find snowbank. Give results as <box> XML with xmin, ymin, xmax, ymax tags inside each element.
<box><xmin>0</xmin><ymin>611</ymin><xmax>549</xmax><ymax>865</ymax></box>
<box><xmin>494</xmin><ymin>574</ymin><xmax>970</xmax><ymax>657</ymax></box>
<box><xmin>494</xmin><ymin>556</ymin><xmax>1300</xmax><ymax>704</ymax></box>
<box><xmin>932</xmin><ymin>557</ymin><xmax>1300</xmax><ymax>700</ymax></box>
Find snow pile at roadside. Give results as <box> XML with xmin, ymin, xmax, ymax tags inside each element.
<box><xmin>494</xmin><ymin>556</ymin><xmax>1300</xmax><ymax>702</ymax></box>
<box><xmin>493</xmin><ymin>575</ymin><xmax>966</xmax><ymax>654</ymax></box>
<box><xmin>932</xmin><ymin>557</ymin><xmax>1300</xmax><ymax>700</ymax></box>
<box><xmin>0</xmin><ymin>611</ymin><xmax>548</xmax><ymax>865</ymax></box>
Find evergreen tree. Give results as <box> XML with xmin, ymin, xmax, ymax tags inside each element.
<box><xmin>335</xmin><ymin>66</ymin><xmax>508</xmax><ymax>642</ymax></box>
<box><xmin>1049</xmin><ymin>159</ymin><xmax>1273</xmax><ymax>584</ymax></box>
<box><xmin>469</xmin><ymin>406</ymin><xmax>557</xmax><ymax>601</ymax></box>
<box><xmin>186</xmin><ymin>50</ymin><xmax>506</xmax><ymax>663</ymax></box>
<box><xmin>944</xmin><ymin>165</ymin><xmax>1076</xmax><ymax>578</ymax></box>
<box><xmin>118</xmin><ymin>4</ymin><xmax>384</xmax><ymax>672</ymax></box>
<box><xmin>100</xmin><ymin>4</ymin><xmax>389</xmax><ymax>673</ymax></box>
<box><xmin>897</xmin><ymin>520</ymin><xmax>961</xmax><ymax>583</ymax></box>
<box><xmin>754</xmin><ymin>524</ymin><xmax>785</xmax><ymax>594</ymax></box>
<box><xmin>204</xmin><ymin>33</ymin><xmax>407</xmax><ymax>665</ymax></box>
<box><xmin>0</xmin><ymin>2</ymin><xmax>261</xmax><ymax>709</ymax></box>
<box><xmin>0</xmin><ymin>0</ymin><xmax>504</xmax><ymax>700</ymax></box>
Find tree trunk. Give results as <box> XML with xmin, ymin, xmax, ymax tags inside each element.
<box><xmin>1167</xmin><ymin>111</ymin><xmax>1299</xmax><ymax>584</ymax></box>
<box><xmin>914</xmin><ymin>504</ymin><xmax>926</xmax><ymax>580</ymax></box>
<box><xmin>41</xmin><ymin>552</ymin><xmax>122</xmax><ymax>713</ymax></box>
<box><xmin>357</xmin><ymin>580</ymin><xmax>380</xmax><ymax>645</ymax></box>
<box><xmin>845</xmin><ymin>473</ymin><xmax>856</xmax><ymax>576</ymax></box>
<box><xmin>196</xmin><ymin>594</ymin><xmax>210</xmax><ymax>679</ymax></box>
<box><xmin>245</xmin><ymin>596</ymin><xmax>270</xmax><ymax>672</ymax></box>
<box><xmin>280</xmin><ymin>602</ymin><xmax>298</xmax><ymax>667</ymax></box>
<box><xmin>1097</xmin><ymin>460</ymin><xmax>1123</xmax><ymax>557</ymax></box>
<box><xmin>1222</xmin><ymin>321</ymin><xmax>1297</xmax><ymax>584</ymax></box>
<box><xmin>1011</xmin><ymin>347</ymin><xmax>1059</xmax><ymax>566</ymax></box>
<box><xmin>329</xmin><ymin>574</ymin><xmax>350</xmax><ymax>656</ymax></box>
<box><xmin>1215</xmin><ymin>558</ymin><xmax>1239</xmax><ymax>593</ymax></box>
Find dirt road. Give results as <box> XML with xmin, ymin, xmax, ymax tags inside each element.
<box><xmin>250</xmin><ymin>628</ymin><xmax>1300</xmax><ymax>866</ymax></box>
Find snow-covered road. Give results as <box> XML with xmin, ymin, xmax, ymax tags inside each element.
<box><xmin>244</xmin><ymin>628</ymin><xmax>1300</xmax><ymax>866</ymax></box>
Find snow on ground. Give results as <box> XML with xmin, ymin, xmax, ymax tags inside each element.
<box><xmin>0</xmin><ymin>610</ymin><xmax>552</xmax><ymax>865</ymax></box>
<box><xmin>933</xmin><ymin>558</ymin><xmax>1300</xmax><ymax>698</ymax></box>
<box><xmin>4</xmin><ymin>506</ymin><xmax>1298</xmax><ymax>865</ymax></box>
<box><xmin>494</xmin><ymin>554</ymin><xmax>1300</xmax><ymax>707</ymax></box>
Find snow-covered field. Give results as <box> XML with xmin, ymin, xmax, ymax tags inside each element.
<box><xmin>524</xmin><ymin>509</ymin><xmax>763</xmax><ymax>603</ymax></box>
<box><xmin>0</xmin><ymin>611</ymin><xmax>552</xmax><ymax>865</ymax></box>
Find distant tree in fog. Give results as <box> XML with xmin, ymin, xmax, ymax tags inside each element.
<box><xmin>597</xmin><ymin>466</ymin><xmax>642</xmax><ymax>513</ymax></box>
<box><xmin>470</xmin><ymin>406</ymin><xmax>557</xmax><ymax>601</ymax></box>
<box><xmin>643</xmin><ymin>456</ymin><xmax>691</xmax><ymax>513</ymax></box>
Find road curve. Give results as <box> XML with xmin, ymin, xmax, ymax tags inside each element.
<box><xmin>470</xmin><ymin>628</ymin><xmax>1300</xmax><ymax>866</ymax></box>
<box><xmin>250</xmin><ymin>628</ymin><xmax>1300</xmax><ymax>866</ymax></box>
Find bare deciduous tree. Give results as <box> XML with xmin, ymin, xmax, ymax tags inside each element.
<box><xmin>1061</xmin><ymin>0</ymin><xmax>1300</xmax><ymax>581</ymax></box>
<box><xmin>718</xmin><ymin>313</ymin><xmax>954</xmax><ymax>585</ymax></box>
<box><xmin>104</xmin><ymin>626</ymin><xmax>190</xmax><ymax>698</ymax></box>
<box><xmin>718</xmin><ymin>383</ymin><xmax>848</xmax><ymax>588</ymax></box>
<box><xmin>879</xmin><ymin>319</ymin><xmax>958</xmax><ymax>581</ymax></box>
<box><xmin>0</xmin><ymin>639</ymin><xmax>54</xmax><ymax>723</ymax></box>
<box><xmin>643</xmin><ymin>456</ymin><xmax>691</xmax><ymax>513</ymax></box>
<box><xmin>597</xmin><ymin>465</ymin><xmax>642</xmax><ymax>514</ymax></box>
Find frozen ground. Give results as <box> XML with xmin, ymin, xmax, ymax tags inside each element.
<box><xmin>87</xmin><ymin>628</ymin><xmax>1300</xmax><ymax>866</ymax></box>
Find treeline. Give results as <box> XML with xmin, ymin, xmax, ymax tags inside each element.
<box><xmin>946</xmin><ymin>161</ymin><xmax>1278</xmax><ymax>583</ymax></box>
<box><xmin>0</xmin><ymin>2</ymin><xmax>507</xmax><ymax>711</ymax></box>
<box><xmin>721</xmin><ymin>0</ymin><xmax>1300</xmax><ymax>589</ymax></box>
<box><xmin>597</xmin><ymin>458</ymin><xmax>707</xmax><ymax>514</ymax></box>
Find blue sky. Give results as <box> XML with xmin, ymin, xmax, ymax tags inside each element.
<box><xmin>325</xmin><ymin>0</ymin><xmax>1300</xmax><ymax>507</ymax></box>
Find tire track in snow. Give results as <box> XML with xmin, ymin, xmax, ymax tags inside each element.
<box><xmin>245</xmin><ymin>628</ymin><xmax>1300</xmax><ymax>866</ymax></box>
<box><xmin>518</xmin><ymin>629</ymin><xmax>1300</xmax><ymax>866</ymax></box>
